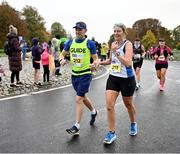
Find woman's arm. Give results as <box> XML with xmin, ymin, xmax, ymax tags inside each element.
<box><xmin>141</xmin><ymin>45</ymin><xmax>146</xmax><ymax>58</ymax></box>
<box><xmin>115</xmin><ymin>42</ymin><xmax>133</xmax><ymax>67</ymax></box>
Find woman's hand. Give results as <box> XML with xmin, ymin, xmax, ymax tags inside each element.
<box><xmin>154</xmin><ymin>54</ymin><xmax>158</xmax><ymax>59</ymax></box>
<box><xmin>111</xmin><ymin>41</ymin><xmax>119</xmax><ymax>52</ymax></box>
<box><xmin>169</xmin><ymin>55</ymin><xmax>175</xmax><ymax>61</ymax></box>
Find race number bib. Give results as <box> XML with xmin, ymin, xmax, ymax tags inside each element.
<box><xmin>158</xmin><ymin>55</ymin><xmax>165</xmax><ymax>61</ymax></box>
<box><xmin>111</xmin><ymin>64</ymin><xmax>121</xmax><ymax>72</ymax></box>
<box><xmin>72</xmin><ymin>53</ymin><xmax>84</xmax><ymax>67</ymax></box>
<box><xmin>134</xmin><ymin>54</ymin><xmax>141</xmax><ymax>59</ymax></box>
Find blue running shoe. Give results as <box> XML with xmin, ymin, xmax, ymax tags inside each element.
<box><xmin>103</xmin><ymin>131</ymin><xmax>117</xmax><ymax>144</ymax></box>
<box><xmin>66</xmin><ymin>125</ymin><xmax>79</xmax><ymax>135</ymax></box>
<box><xmin>129</xmin><ymin>122</ymin><xmax>137</xmax><ymax>136</ymax></box>
<box><xmin>90</xmin><ymin>110</ymin><xmax>99</xmax><ymax>125</ymax></box>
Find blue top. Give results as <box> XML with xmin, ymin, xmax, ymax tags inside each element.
<box><xmin>32</xmin><ymin>45</ymin><xmax>44</xmax><ymax>61</ymax></box>
<box><xmin>64</xmin><ymin>38</ymin><xmax>97</xmax><ymax>54</ymax></box>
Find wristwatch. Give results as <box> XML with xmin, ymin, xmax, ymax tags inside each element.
<box><xmin>115</xmin><ymin>52</ymin><xmax>120</xmax><ymax>57</ymax></box>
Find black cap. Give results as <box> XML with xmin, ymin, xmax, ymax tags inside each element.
<box><xmin>159</xmin><ymin>38</ymin><xmax>165</xmax><ymax>42</ymax></box>
<box><xmin>73</xmin><ymin>22</ymin><xmax>87</xmax><ymax>29</ymax></box>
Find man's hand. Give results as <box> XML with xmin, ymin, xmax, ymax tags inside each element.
<box><xmin>89</xmin><ymin>63</ymin><xmax>96</xmax><ymax>70</ymax></box>
<box><xmin>93</xmin><ymin>59</ymin><xmax>99</xmax><ymax>69</ymax></box>
<box><xmin>89</xmin><ymin>59</ymin><xmax>99</xmax><ymax>70</ymax></box>
<box><xmin>59</xmin><ymin>50</ymin><xmax>67</xmax><ymax>66</ymax></box>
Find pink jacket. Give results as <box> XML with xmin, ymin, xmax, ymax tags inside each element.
<box><xmin>41</xmin><ymin>46</ymin><xmax>49</xmax><ymax>65</ymax></box>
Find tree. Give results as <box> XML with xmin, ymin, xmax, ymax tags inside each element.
<box><xmin>0</xmin><ymin>1</ymin><xmax>27</xmax><ymax>48</ymax></box>
<box><xmin>172</xmin><ymin>25</ymin><xmax>180</xmax><ymax>42</ymax></box>
<box><xmin>172</xmin><ymin>25</ymin><xmax>180</xmax><ymax>49</ymax></box>
<box><xmin>176</xmin><ymin>42</ymin><xmax>180</xmax><ymax>50</ymax></box>
<box><xmin>126</xmin><ymin>28</ymin><xmax>136</xmax><ymax>42</ymax></box>
<box><xmin>158</xmin><ymin>27</ymin><xmax>173</xmax><ymax>47</ymax></box>
<box><xmin>21</xmin><ymin>5</ymin><xmax>49</xmax><ymax>43</ymax></box>
<box><xmin>132</xmin><ymin>18</ymin><xmax>162</xmax><ymax>39</ymax></box>
<box><xmin>108</xmin><ymin>34</ymin><xmax>114</xmax><ymax>49</ymax></box>
<box><xmin>133</xmin><ymin>18</ymin><xmax>173</xmax><ymax>47</ymax></box>
<box><xmin>51</xmin><ymin>22</ymin><xmax>67</xmax><ymax>38</ymax></box>
<box><xmin>141</xmin><ymin>30</ymin><xmax>157</xmax><ymax>51</ymax></box>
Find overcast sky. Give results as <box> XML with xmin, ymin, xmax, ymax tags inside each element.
<box><xmin>1</xmin><ymin>0</ymin><xmax>180</xmax><ymax>42</ymax></box>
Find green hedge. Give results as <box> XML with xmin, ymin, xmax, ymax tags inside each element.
<box><xmin>172</xmin><ymin>49</ymin><xmax>180</xmax><ymax>61</ymax></box>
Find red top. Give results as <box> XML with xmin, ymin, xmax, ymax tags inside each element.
<box><xmin>152</xmin><ymin>46</ymin><xmax>173</xmax><ymax>64</ymax></box>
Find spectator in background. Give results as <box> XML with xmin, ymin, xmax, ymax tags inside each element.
<box><xmin>31</xmin><ymin>38</ymin><xmax>44</xmax><ymax>86</ymax></box>
<box><xmin>100</xmin><ymin>42</ymin><xmax>109</xmax><ymax>61</ymax></box>
<box><xmin>7</xmin><ymin>25</ymin><xmax>23</xmax><ymax>87</ymax></box>
<box><xmin>149</xmin><ymin>45</ymin><xmax>156</xmax><ymax>59</ymax></box>
<box><xmin>41</xmin><ymin>42</ymin><xmax>50</xmax><ymax>83</ymax></box>
<box><xmin>92</xmin><ymin>37</ymin><xmax>101</xmax><ymax>58</ymax></box>
<box><xmin>21</xmin><ymin>40</ymin><xmax>29</xmax><ymax>61</ymax></box>
<box><xmin>51</xmin><ymin>38</ymin><xmax>61</xmax><ymax>78</ymax></box>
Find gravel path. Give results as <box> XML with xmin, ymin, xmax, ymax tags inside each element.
<box><xmin>0</xmin><ymin>57</ymin><xmax>106</xmax><ymax>98</ymax></box>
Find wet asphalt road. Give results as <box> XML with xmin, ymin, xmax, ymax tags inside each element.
<box><xmin>0</xmin><ymin>60</ymin><xmax>180</xmax><ymax>153</ymax></box>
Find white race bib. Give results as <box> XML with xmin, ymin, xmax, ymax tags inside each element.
<box><xmin>72</xmin><ymin>53</ymin><xmax>84</xmax><ymax>67</ymax></box>
<box><xmin>158</xmin><ymin>55</ymin><xmax>165</xmax><ymax>61</ymax></box>
<box><xmin>134</xmin><ymin>54</ymin><xmax>141</xmax><ymax>59</ymax></box>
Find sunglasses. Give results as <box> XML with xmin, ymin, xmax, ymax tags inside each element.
<box><xmin>159</xmin><ymin>40</ymin><xmax>165</xmax><ymax>42</ymax></box>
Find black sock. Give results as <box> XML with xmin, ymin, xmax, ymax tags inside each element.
<box><xmin>110</xmin><ymin>131</ymin><xmax>115</xmax><ymax>134</ymax></box>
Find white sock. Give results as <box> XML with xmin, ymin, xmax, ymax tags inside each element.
<box><xmin>92</xmin><ymin>108</ymin><xmax>96</xmax><ymax>114</ymax></box>
<box><xmin>137</xmin><ymin>81</ymin><xmax>140</xmax><ymax>87</ymax></box>
<box><xmin>138</xmin><ymin>81</ymin><xmax>140</xmax><ymax>85</ymax></box>
<box><xmin>74</xmin><ymin>122</ymin><xmax>80</xmax><ymax>129</ymax></box>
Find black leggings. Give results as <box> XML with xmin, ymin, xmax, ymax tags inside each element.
<box><xmin>11</xmin><ymin>71</ymin><xmax>20</xmax><ymax>83</ymax></box>
<box><xmin>43</xmin><ymin>65</ymin><xmax>49</xmax><ymax>82</ymax></box>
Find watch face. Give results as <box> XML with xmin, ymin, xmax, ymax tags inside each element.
<box><xmin>116</xmin><ymin>52</ymin><xmax>120</xmax><ymax>56</ymax></box>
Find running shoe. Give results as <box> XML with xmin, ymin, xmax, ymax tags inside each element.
<box><xmin>103</xmin><ymin>131</ymin><xmax>117</xmax><ymax>144</ymax></box>
<box><xmin>135</xmin><ymin>84</ymin><xmax>140</xmax><ymax>91</ymax></box>
<box><xmin>90</xmin><ymin>110</ymin><xmax>99</xmax><ymax>125</ymax></box>
<box><xmin>129</xmin><ymin>122</ymin><xmax>138</xmax><ymax>136</ymax></box>
<box><xmin>159</xmin><ymin>84</ymin><xmax>164</xmax><ymax>91</ymax></box>
<box><xmin>135</xmin><ymin>85</ymin><xmax>139</xmax><ymax>91</ymax></box>
<box><xmin>66</xmin><ymin>125</ymin><xmax>79</xmax><ymax>135</ymax></box>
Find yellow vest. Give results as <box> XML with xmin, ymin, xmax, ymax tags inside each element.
<box><xmin>70</xmin><ymin>38</ymin><xmax>92</xmax><ymax>76</ymax></box>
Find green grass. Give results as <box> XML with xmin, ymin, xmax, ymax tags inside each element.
<box><xmin>0</xmin><ymin>49</ymin><xmax>6</xmax><ymax>57</ymax></box>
